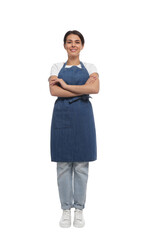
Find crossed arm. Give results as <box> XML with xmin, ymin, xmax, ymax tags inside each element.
<box><xmin>48</xmin><ymin>73</ymin><xmax>100</xmax><ymax>97</ymax></box>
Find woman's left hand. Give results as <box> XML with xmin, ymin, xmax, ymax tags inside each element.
<box><xmin>50</xmin><ymin>77</ymin><xmax>67</xmax><ymax>89</ymax></box>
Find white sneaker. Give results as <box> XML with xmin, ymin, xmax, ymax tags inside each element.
<box><xmin>73</xmin><ymin>209</ymin><xmax>85</xmax><ymax>228</ymax></box>
<box><xmin>59</xmin><ymin>210</ymin><xmax>71</xmax><ymax>228</ymax></box>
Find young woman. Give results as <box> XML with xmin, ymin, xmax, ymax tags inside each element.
<box><xmin>48</xmin><ymin>30</ymin><xmax>100</xmax><ymax>228</ymax></box>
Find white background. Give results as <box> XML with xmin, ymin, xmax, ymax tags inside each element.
<box><xmin>0</xmin><ymin>0</ymin><xmax>146</xmax><ymax>239</ymax></box>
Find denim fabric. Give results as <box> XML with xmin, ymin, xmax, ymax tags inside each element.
<box><xmin>57</xmin><ymin>162</ymin><xmax>89</xmax><ymax>210</ymax></box>
<box><xmin>50</xmin><ymin>61</ymin><xmax>97</xmax><ymax>162</ymax></box>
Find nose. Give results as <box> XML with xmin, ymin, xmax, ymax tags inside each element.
<box><xmin>72</xmin><ymin>42</ymin><xmax>75</xmax><ymax>47</ymax></box>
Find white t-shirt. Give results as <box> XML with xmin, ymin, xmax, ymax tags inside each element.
<box><xmin>50</xmin><ymin>62</ymin><xmax>98</xmax><ymax>77</ymax></box>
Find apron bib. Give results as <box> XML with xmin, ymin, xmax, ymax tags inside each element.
<box><xmin>50</xmin><ymin>61</ymin><xmax>97</xmax><ymax>162</ymax></box>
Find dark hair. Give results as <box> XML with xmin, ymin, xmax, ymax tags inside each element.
<box><xmin>63</xmin><ymin>30</ymin><xmax>85</xmax><ymax>46</ymax></box>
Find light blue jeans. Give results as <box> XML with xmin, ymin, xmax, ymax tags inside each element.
<box><xmin>57</xmin><ymin>162</ymin><xmax>89</xmax><ymax>210</ymax></box>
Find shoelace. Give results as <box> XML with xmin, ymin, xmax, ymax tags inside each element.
<box><xmin>75</xmin><ymin>210</ymin><xmax>83</xmax><ymax>220</ymax></box>
<box><xmin>63</xmin><ymin>210</ymin><xmax>70</xmax><ymax>220</ymax></box>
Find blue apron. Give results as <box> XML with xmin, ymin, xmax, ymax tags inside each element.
<box><xmin>50</xmin><ymin>61</ymin><xmax>97</xmax><ymax>162</ymax></box>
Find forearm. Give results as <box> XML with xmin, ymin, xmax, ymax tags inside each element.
<box><xmin>65</xmin><ymin>84</ymin><xmax>96</xmax><ymax>94</ymax></box>
<box><xmin>50</xmin><ymin>85</ymin><xmax>83</xmax><ymax>97</ymax></box>
<box><xmin>49</xmin><ymin>74</ymin><xmax>99</xmax><ymax>96</ymax></box>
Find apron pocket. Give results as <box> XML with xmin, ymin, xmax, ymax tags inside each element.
<box><xmin>53</xmin><ymin>109</ymin><xmax>71</xmax><ymax>129</ymax></box>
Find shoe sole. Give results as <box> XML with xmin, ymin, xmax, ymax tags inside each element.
<box><xmin>59</xmin><ymin>222</ymin><xmax>71</xmax><ymax>228</ymax></box>
<box><xmin>73</xmin><ymin>222</ymin><xmax>85</xmax><ymax>228</ymax></box>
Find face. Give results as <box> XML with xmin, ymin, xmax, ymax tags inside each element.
<box><xmin>64</xmin><ymin>34</ymin><xmax>84</xmax><ymax>57</ymax></box>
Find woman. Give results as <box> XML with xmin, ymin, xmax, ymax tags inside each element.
<box><xmin>48</xmin><ymin>30</ymin><xmax>100</xmax><ymax>228</ymax></box>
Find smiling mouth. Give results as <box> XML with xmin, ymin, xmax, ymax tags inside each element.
<box><xmin>70</xmin><ymin>49</ymin><xmax>77</xmax><ymax>52</ymax></box>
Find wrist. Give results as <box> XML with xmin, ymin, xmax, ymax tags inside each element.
<box><xmin>64</xmin><ymin>84</ymin><xmax>69</xmax><ymax>91</ymax></box>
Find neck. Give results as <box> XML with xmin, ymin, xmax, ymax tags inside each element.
<box><xmin>66</xmin><ymin>56</ymin><xmax>80</xmax><ymax>66</ymax></box>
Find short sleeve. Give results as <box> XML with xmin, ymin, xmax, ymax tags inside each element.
<box><xmin>50</xmin><ymin>64</ymin><xmax>59</xmax><ymax>76</ymax></box>
<box><xmin>88</xmin><ymin>64</ymin><xmax>98</xmax><ymax>75</ymax></box>
<box><xmin>83</xmin><ymin>63</ymin><xmax>99</xmax><ymax>76</ymax></box>
<box><xmin>49</xmin><ymin>62</ymin><xmax>64</xmax><ymax>78</ymax></box>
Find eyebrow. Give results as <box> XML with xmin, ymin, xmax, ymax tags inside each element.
<box><xmin>67</xmin><ymin>39</ymin><xmax>80</xmax><ymax>41</ymax></box>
